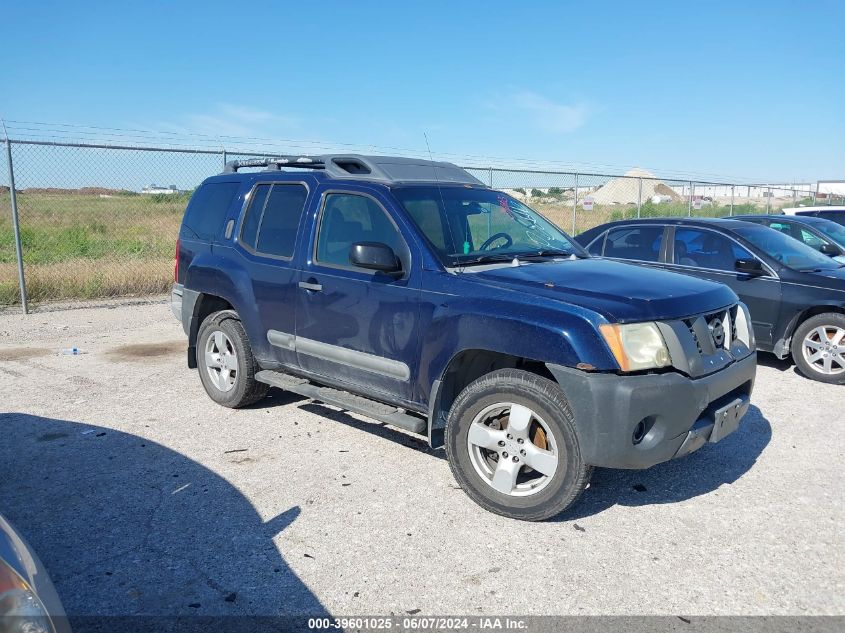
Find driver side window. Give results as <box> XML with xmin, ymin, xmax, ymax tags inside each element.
<box><xmin>316</xmin><ymin>193</ymin><xmax>404</xmax><ymax>269</ymax></box>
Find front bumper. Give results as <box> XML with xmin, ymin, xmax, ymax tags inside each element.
<box><xmin>546</xmin><ymin>351</ymin><xmax>756</xmax><ymax>469</ymax></box>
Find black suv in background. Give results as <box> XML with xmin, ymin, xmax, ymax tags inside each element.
<box><xmin>576</xmin><ymin>217</ymin><xmax>845</xmax><ymax>384</ymax></box>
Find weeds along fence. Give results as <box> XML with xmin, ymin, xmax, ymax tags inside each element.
<box><xmin>0</xmin><ymin>138</ymin><xmax>829</xmax><ymax>310</ymax></box>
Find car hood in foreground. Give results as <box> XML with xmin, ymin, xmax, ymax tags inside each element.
<box><xmin>468</xmin><ymin>258</ymin><xmax>737</xmax><ymax>322</ymax></box>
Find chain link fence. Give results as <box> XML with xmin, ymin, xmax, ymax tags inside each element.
<box><xmin>1</xmin><ymin>138</ymin><xmax>827</xmax><ymax>310</ymax></box>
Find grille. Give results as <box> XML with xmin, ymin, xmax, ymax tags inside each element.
<box><xmin>683</xmin><ymin>318</ymin><xmax>702</xmax><ymax>353</ymax></box>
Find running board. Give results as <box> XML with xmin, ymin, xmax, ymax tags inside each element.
<box><xmin>255</xmin><ymin>370</ymin><xmax>426</xmax><ymax>435</ymax></box>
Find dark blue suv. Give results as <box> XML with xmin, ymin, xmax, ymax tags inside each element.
<box><xmin>172</xmin><ymin>155</ymin><xmax>757</xmax><ymax>521</ymax></box>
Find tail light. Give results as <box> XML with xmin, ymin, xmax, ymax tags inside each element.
<box><xmin>174</xmin><ymin>238</ymin><xmax>180</xmax><ymax>282</ymax></box>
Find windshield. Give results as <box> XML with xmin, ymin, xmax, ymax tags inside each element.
<box><xmin>812</xmin><ymin>220</ymin><xmax>845</xmax><ymax>246</ymax></box>
<box><xmin>392</xmin><ymin>186</ymin><xmax>584</xmax><ymax>266</ymax></box>
<box><xmin>733</xmin><ymin>224</ymin><xmax>841</xmax><ymax>271</ymax></box>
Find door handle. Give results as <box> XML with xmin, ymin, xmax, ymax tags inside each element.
<box><xmin>298</xmin><ymin>281</ymin><xmax>323</xmax><ymax>292</ymax></box>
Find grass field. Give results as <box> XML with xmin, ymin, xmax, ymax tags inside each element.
<box><xmin>0</xmin><ymin>191</ymin><xmax>186</xmax><ymax>304</ymax></box>
<box><xmin>0</xmin><ymin>190</ymin><xmax>772</xmax><ymax>305</ymax></box>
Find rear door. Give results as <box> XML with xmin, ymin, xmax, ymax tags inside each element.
<box><xmin>236</xmin><ymin>180</ymin><xmax>311</xmax><ymax>367</ymax></box>
<box><xmin>295</xmin><ymin>185</ymin><xmax>421</xmax><ymax>402</ymax></box>
<box><xmin>663</xmin><ymin>226</ymin><xmax>782</xmax><ymax>347</ymax></box>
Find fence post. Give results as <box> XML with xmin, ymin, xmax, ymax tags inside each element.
<box><xmin>4</xmin><ymin>139</ymin><xmax>29</xmax><ymax>314</ymax></box>
<box><xmin>766</xmin><ymin>186</ymin><xmax>771</xmax><ymax>213</ymax></box>
<box><xmin>222</xmin><ymin>148</ymin><xmax>227</xmax><ymax>171</ymax></box>
<box><xmin>572</xmin><ymin>173</ymin><xmax>578</xmax><ymax>235</ymax></box>
<box><xmin>636</xmin><ymin>177</ymin><xmax>642</xmax><ymax>218</ymax></box>
<box><xmin>488</xmin><ymin>167</ymin><xmax>493</xmax><ymax>188</ymax></box>
<box><xmin>730</xmin><ymin>185</ymin><xmax>735</xmax><ymax>216</ymax></box>
<box><xmin>688</xmin><ymin>181</ymin><xmax>693</xmax><ymax>216</ymax></box>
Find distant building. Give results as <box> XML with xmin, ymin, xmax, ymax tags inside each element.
<box><xmin>141</xmin><ymin>184</ymin><xmax>180</xmax><ymax>195</ymax></box>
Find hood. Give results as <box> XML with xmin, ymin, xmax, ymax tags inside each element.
<box><xmin>468</xmin><ymin>258</ymin><xmax>737</xmax><ymax>322</ymax></box>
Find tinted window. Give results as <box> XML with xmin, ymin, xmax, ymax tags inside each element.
<box><xmin>733</xmin><ymin>224</ymin><xmax>840</xmax><ymax>271</ymax></box>
<box><xmin>797</xmin><ymin>227</ymin><xmax>825</xmax><ymax>249</ymax></box>
<box><xmin>604</xmin><ymin>226</ymin><xmax>664</xmax><ymax>262</ymax></box>
<box><xmin>673</xmin><ymin>228</ymin><xmax>753</xmax><ymax>271</ymax></box>
<box><xmin>819</xmin><ymin>211</ymin><xmax>845</xmax><ymax>226</ymax></box>
<box><xmin>180</xmin><ymin>182</ymin><xmax>239</xmax><ymax>240</ymax></box>
<box><xmin>767</xmin><ymin>221</ymin><xmax>793</xmax><ymax>236</ymax></box>
<box><xmin>240</xmin><ymin>184</ymin><xmax>270</xmax><ymax>249</ymax></box>
<box><xmin>586</xmin><ymin>234</ymin><xmax>605</xmax><ymax>256</ymax></box>
<box><xmin>316</xmin><ymin>194</ymin><xmax>403</xmax><ymax>268</ymax></box>
<box><xmin>255</xmin><ymin>184</ymin><xmax>309</xmax><ymax>257</ymax></box>
<box><xmin>813</xmin><ymin>220</ymin><xmax>845</xmax><ymax>246</ymax></box>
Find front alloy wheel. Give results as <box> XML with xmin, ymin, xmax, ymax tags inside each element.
<box><xmin>445</xmin><ymin>369</ymin><xmax>591</xmax><ymax>521</ymax></box>
<box><xmin>467</xmin><ymin>403</ymin><xmax>558</xmax><ymax>497</ymax></box>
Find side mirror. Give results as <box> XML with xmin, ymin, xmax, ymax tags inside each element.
<box><xmin>349</xmin><ymin>241</ymin><xmax>402</xmax><ymax>273</ymax></box>
<box><xmin>819</xmin><ymin>243</ymin><xmax>840</xmax><ymax>256</ymax></box>
<box><xmin>735</xmin><ymin>258</ymin><xmax>764</xmax><ymax>276</ymax></box>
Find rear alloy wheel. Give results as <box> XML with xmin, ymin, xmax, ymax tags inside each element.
<box><xmin>791</xmin><ymin>313</ymin><xmax>845</xmax><ymax>384</ymax></box>
<box><xmin>197</xmin><ymin>310</ymin><xmax>269</xmax><ymax>407</ymax></box>
<box><xmin>445</xmin><ymin>369</ymin><xmax>591</xmax><ymax>521</ymax></box>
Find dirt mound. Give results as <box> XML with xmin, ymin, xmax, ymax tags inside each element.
<box><xmin>590</xmin><ymin>168</ymin><xmax>682</xmax><ymax>205</ymax></box>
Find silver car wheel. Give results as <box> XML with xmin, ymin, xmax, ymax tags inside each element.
<box><xmin>205</xmin><ymin>330</ymin><xmax>238</xmax><ymax>392</ymax></box>
<box><xmin>466</xmin><ymin>402</ymin><xmax>559</xmax><ymax>497</ymax></box>
<box><xmin>802</xmin><ymin>325</ymin><xmax>845</xmax><ymax>376</ymax></box>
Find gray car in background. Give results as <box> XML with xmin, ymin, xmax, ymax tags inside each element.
<box><xmin>0</xmin><ymin>513</ymin><xmax>69</xmax><ymax>633</ymax></box>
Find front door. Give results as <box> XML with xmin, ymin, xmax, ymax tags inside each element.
<box><xmin>295</xmin><ymin>187</ymin><xmax>420</xmax><ymax>402</ymax></box>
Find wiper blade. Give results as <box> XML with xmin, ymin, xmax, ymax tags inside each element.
<box><xmin>516</xmin><ymin>249</ymin><xmax>578</xmax><ymax>260</ymax></box>
<box><xmin>456</xmin><ymin>249</ymin><xmax>579</xmax><ymax>267</ymax></box>
<box><xmin>455</xmin><ymin>253</ymin><xmax>516</xmax><ymax>266</ymax></box>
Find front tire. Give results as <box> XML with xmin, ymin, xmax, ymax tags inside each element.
<box><xmin>791</xmin><ymin>313</ymin><xmax>845</xmax><ymax>384</ymax></box>
<box><xmin>445</xmin><ymin>369</ymin><xmax>591</xmax><ymax>521</ymax></box>
<box><xmin>196</xmin><ymin>310</ymin><xmax>269</xmax><ymax>407</ymax></box>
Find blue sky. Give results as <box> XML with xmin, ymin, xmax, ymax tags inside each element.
<box><xmin>1</xmin><ymin>1</ymin><xmax>843</xmax><ymax>182</ymax></box>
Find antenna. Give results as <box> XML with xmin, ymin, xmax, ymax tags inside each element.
<box><xmin>424</xmin><ymin>133</ymin><xmax>466</xmax><ymax>262</ymax></box>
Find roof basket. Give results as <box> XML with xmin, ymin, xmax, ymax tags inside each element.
<box><xmin>221</xmin><ymin>153</ymin><xmax>485</xmax><ymax>186</ymax></box>
<box><xmin>223</xmin><ymin>156</ymin><xmax>325</xmax><ymax>173</ymax></box>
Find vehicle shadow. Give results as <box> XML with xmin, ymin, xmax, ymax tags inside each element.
<box><xmin>559</xmin><ymin>404</ymin><xmax>771</xmax><ymax>521</ymax></box>
<box><xmin>757</xmin><ymin>352</ymin><xmax>794</xmax><ymax>373</ymax></box>
<box><xmin>0</xmin><ymin>412</ymin><xmax>331</xmax><ymax>630</ymax></box>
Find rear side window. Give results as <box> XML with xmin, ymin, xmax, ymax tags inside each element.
<box><xmin>256</xmin><ymin>185</ymin><xmax>309</xmax><ymax>257</ymax></box>
<box><xmin>604</xmin><ymin>226</ymin><xmax>664</xmax><ymax>262</ymax></box>
<box><xmin>239</xmin><ymin>183</ymin><xmax>309</xmax><ymax>258</ymax></box>
<box><xmin>180</xmin><ymin>182</ymin><xmax>239</xmax><ymax>240</ymax></box>
<box><xmin>240</xmin><ymin>184</ymin><xmax>270</xmax><ymax>249</ymax></box>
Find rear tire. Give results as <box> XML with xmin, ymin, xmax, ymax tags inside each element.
<box><xmin>445</xmin><ymin>369</ymin><xmax>591</xmax><ymax>521</ymax></box>
<box><xmin>791</xmin><ymin>313</ymin><xmax>845</xmax><ymax>384</ymax></box>
<box><xmin>196</xmin><ymin>310</ymin><xmax>269</xmax><ymax>407</ymax></box>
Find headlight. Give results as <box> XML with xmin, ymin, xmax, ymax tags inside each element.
<box><xmin>599</xmin><ymin>322</ymin><xmax>672</xmax><ymax>372</ymax></box>
<box><xmin>0</xmin><ymin>558</ymin><xmax>54</xmax><ymax>633</ymax></box>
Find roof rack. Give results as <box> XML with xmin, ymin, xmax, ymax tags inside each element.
<box><xmin>222</xmin><ymin>153</ymin><xmax>485</xmax><ymax>186</ymax></box>
<box><xmin>223</xmin><ymin>156</ymin><xmax>325</xmax><ymax>173</ymax></box>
